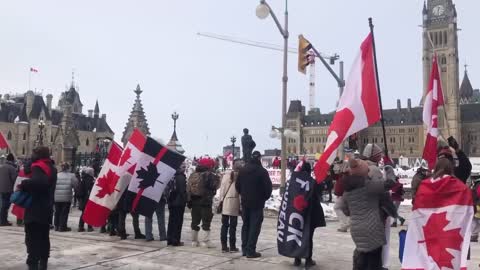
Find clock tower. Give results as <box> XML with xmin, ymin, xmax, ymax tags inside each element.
<box><xmin>422</xmin><ymin>0</ymin><xmax>461</xmax><ymax>142</ymax></box>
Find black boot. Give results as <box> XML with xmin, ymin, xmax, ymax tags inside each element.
<box><xmin>293</xmin><ymin>258</ymin><xmax>301</xmax><ymax>266</ymax></box>
<box><xmin>39</xmin><ymin>259</ymin><xmax>48</xmax><ymax>270</ymax></box>
<box><xmin>221</xmin><ymin>243</ymin><xmax>229</xmax><ymax>253</ymax></box>
<box><xmin>134</xmin><ymin>231</ymin><xmax>145</xmax><ymax>239</ymax></box>
<box><xmin>305</xmin><ymin>258</ymin><xmax>316</xmax><ymax>268</ymax></box>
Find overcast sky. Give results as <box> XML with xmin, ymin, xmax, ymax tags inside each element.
<box><xmin>1</xmin><ymin>1</ymin><xmax>478</xmax><ymax>157</ymax></box>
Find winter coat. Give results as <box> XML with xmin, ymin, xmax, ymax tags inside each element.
<box><xmin>309</xmin><ymin>176</ymin><xmax>326</xmax><ymax>228</ymax></box>
<box><xmin>187</xmin><ymin>167</ymin><xmax>220</xmax><ymax>207</ymax></box>
<box><xmin>342</xmin><ymin>175</ymin><xmax>386</xmax><ymax>252</ymax></box>
<box><xmin>455</xmin><ymin>150</ymin><xmax>472</xmax><ymax>183</ymax></box>
<box><xmin>0</xmin><ymin>161</ymin><xmax>18</xmax><ymax>193</ymax></box>
<box><xmin>54</xmin><ymin>171</ymin><xmax>78</xmax><ymax>203</ymax></box>
<box><xmin>77</xmin><ymin>173</ymin><xmax>95</xmax><ymax>210</ymax></box>
<box><xmin>168</xmin><ymin>172</ymin><xmax>187</xmax><ymax>207</ymax></box>
<box><xmin>219</xmin><ymin>171</ymin><xmax>240</xmax><ymax>216</ymax></box>
<box><xmin>20</xmin><ymin>159</ymin><xmax>56</xmax><ymax>225</ymax></box>
<box><xmin>366</xmin><ymin>161</ymin><xmax>397</xmax><ymax>219</ymax></box>
<box><xmin>235</xmin><ymin>160</ymin><xmax>272</xmax><ymax>209</ymax></box>
<box><xmin>390</xmin><ymin>182</ymin><xmax>405</xmax><ymax>202</ymax></box>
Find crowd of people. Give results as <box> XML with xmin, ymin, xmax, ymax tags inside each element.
<box><xmin>0</xmin><ymin>135</ymin><xmax>479</xmax><ymax>270</ymax></box>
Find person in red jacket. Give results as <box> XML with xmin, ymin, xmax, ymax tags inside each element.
<box><xmin>390</xmin><ymin>177</ymin><xmax>406</xmax><ymax>227</ymax></box>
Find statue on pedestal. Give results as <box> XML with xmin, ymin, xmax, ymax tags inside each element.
<box><xmin>241</xmin><ymin>128</ymin><xmax>256</xmax><ymax>162</ymax></box>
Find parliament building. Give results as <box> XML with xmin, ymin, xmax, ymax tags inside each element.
<box><xmin>286</xmin><ymin>0</ymin><xmax>480</xmax><ymax>163</ymax></box>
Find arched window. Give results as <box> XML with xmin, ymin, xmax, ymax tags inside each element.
<box><xmin>22</xmin><ymin>146</ymin><xmax>25</xmax><ymax>155</ymax></box>
<box><xmin>7</xmin><ymin>131</ymin><xmax>12</xmax><ymax>140</ymax></box>
<box><xmin>86</xmin><ymin>138</ymin><xmax>90</xmax><ymax>146</ymax></box>
<box><xmin>23</xmin><ymin>133</ymin><xmax>26</xmax><ymax>140</ymax></box>
<box><xmin>51</xmin><ymin>135</ymin><xmax>54</xmax><ymax>143</ymax></box>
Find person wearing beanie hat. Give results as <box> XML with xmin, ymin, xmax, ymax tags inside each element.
<box><xmin>186</xmin><ymin>156</ymin><xmax>220</xmax><ymax>248</ymax></box>
<box><xmin>235</xmin><ymin>150</ymin><xmax>272</xmax><ymax>258</ymax></box>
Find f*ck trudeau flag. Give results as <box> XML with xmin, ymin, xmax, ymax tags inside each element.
<box><xmin>125</xmin><ymin>135</ymin><xmax>185</xmax><ymax>218</ymax></box>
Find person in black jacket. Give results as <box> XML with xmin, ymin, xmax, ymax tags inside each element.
<box><xmin>293</xmin><ymin>162</ymin><xmax>326</xmax><ymax>268</ymax></box>
<box><xmin>77</xmin><ymin>167</ymin><xmax>94</xmax><ymax>232</ymax></box>
<box><xmin>235</xmin><ymin>151</ymin><xmax>272</xmax><ymax>258</ymax></box>
<box><xmin>167</xmin><ymin>163</ymin><xmax>188</xmax><ymax>246</ymax></box>
<box><xmin>447</xmin><ymin>136</ymin><xmax>472</xmax><ymax>183</ymax></box>
<box><xmin>19</xmin><ymin>146</ymin><xmax>56</xmax><ymax>270</ymax></box>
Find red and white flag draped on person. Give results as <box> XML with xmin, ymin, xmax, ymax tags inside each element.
<box><xmin>313</xmin><ymin>33</ymin><xmax>381</xmax><ymax>183</ymax></box>
<box><xmin>125</xmin><ymin>136</ymin><xmax>185</xmax><ymax>218</ymax></box>
<box><xmin>401</xmin><ymin>175</ymin><xmax>473</xmax><ymax>270</ymax></box>
<box><xmin>422</xmin><ymin>55</ymin><xmax>445</xmax><ymax>171</ymax></box>
<box><xmin>83</xmin><ymin>142</ymin><xmax>128</xmax><ymax>227</ymax></box>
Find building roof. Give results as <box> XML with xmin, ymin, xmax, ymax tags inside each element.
<box><xmin>460</xmin><ymin>69</ymin><xmax>474</xmax><ymax>100</ymax></box>
<box><xmin>0</xmin><ymin>93</ymin><xmax>113</xmax><ymax>133</ymax></box>
<box><xmin>121</xmin><ymin>84</ymin><xmax>150</xmax><ymax>145</ymax></box>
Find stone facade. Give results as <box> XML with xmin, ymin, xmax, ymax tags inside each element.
<box><xmin>285</xmin><ymin>1</ymin><xmax>480</xmax><ymax>161</ymax></box>
<box><xmin>0</xmin><ymin>84</ymin><xmax>113</xmax><ymax>164</ymax></box>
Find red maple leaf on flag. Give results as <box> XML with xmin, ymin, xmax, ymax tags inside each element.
<box><xmin>95</xmin><ymin>169</ymin><xmax>120</xmax><ymax>198</ymax></box>
<box><xmin>119</xmin><ymin>148</ymin><xmax>132</xmax><ymax>166</ymax></box>
<box><xmin>419</xmin><ymin>212</ymin><xmax>464</xmax><ymax>269</ymax></box>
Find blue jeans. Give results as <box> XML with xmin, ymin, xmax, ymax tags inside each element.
<box><xmin>145</xmin><ymin>200</ymin><xmax>166</xmax><ymax>240</ymax></box>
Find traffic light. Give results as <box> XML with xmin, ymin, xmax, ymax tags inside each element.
<box><xmin>298</xmin><ymin>35</ymin><xmax>313</xmax><ymax>74</ymax></box>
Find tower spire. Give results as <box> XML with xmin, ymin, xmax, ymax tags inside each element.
<box><xmin>121</xmin><ymin>84</ymin><xmax>150</xmax><ymax>146</ymax></box>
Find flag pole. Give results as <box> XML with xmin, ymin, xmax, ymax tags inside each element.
<box><xmin>368</xmin><ymin>18</ymin><xmax>389</xmax><ymax>159</ymax></box>
<box><xmin>28</xmin><ymin>69</ymin><xmax>31</xmax><ymax>91</ymax></box>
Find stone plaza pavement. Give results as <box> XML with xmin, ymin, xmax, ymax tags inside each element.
<box><xmin>0</xmin><ymin>205</ymin><xmax>478</xmax><ymax>270</ymax></box>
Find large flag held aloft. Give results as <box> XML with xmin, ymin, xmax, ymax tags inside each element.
<box><xmin>313</xmin><ymin>33</ymin><xmax>381</xmax><ymax>183</ymax></box>
<box><xmin>401</xmin><ymin>175</ymin><xmax>473</xmax><ymax>270</ymax></box>
<box><xmin>422</xmin><ymin>54</ymin><xmax>445</xmax><ymax>170</ymax></box>
<box><xmin>83</xmin><ymin>142</ymin><xmax>128</xmax><ymax>227</ymax></box>
<box><xmin>0</xmin><ymin>132</ymin><xmax>9</xmax><ymax>150</ymax></box>
<box><xmin>125</xmin><ymin>136</ymin><xmax>185</xmax><ymax>218</ymax></box>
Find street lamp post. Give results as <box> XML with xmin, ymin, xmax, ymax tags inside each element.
<box><xmin>37</xmin><ymin>120</ymin><xmax>45</xmax><ymax>146</ymax></box>
<box><xmin>256</xmin><ymin>0</ymin><xmax>289</xmax><ymax>194</ymax></box>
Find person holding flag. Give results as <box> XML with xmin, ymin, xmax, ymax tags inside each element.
<box><xmin>0</xmin><ymin>153</ymin><xmax>18</xmax><ymax>226</ymax></box>
<box><xmin>401</xmin><ymin>148</ymin><xmax>474</xmax><ymax>270</ymax></box>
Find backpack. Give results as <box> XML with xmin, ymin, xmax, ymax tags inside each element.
<box><xmin>188</xmin><ymin>172</ymin><xmax>207</xmax><ymax>197</ymax></box>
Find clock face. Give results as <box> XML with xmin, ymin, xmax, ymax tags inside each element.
<box><xmin>432</xmin><ymin>5</ymin><xmax>445</xmax><ymax>16</ymax></box>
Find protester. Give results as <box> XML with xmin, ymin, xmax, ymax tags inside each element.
<box><xmin>293</xmin><ymin>162</ymin><xmax>326</xmax><ymax>268</ymax></box>
<box><xmin>144</xmin><ymin>195</ymin><xmax>167</xmax><ymax>242</ymax></box>
<box><xmin>332</xmin><ymin>159</ymin><xmax>350</xmax><ymax>232</ymax></box>
<box><xmin>117</xmin><ymin>192</ymin><xmax>145</xmax><ymax>240</ymax></box>
<box><xmin>0</xmin><ymin>153</ymin><xmax>18</xmax><ymax>226</ymax></box>
<box><xmin>77</xmin><ymin>167</ymin><xmax>94</xmax><ymax>232</ymax></box>
<box><xmin>342</xmin><ymin>158</ymin><xmax>394</xmax><ymax>270</ymax></box>
<box><xmin>219</xmin><ymin>159</ymin><xmax>243</xmax><ymax>253</ymax></box>
<box><xmin>361</xmin><ymin>143</ymin><xmax>397</xmax><ymax>269</ymax></box>
<box><xmin>18</xmin><ymin>146</ymin><xmax>56</xmax><ymax>270</ymax></box>
<box><xmin>323</xmin><ymin>168</ymin><xmax>334</xmax><ymax>203</ymax></box>
<box><xmin>236</xmin><ymin>151</ymin><xmax>272</xmax><ymax>258</ymax></box>
<box><xmin>187</xmin><ymin>157</ymin><xmax>220</xmax><ymax>248</ymax></box>
<box><xmin>53</xmin><ymin>163</ymin><xmax>77</xmax><ymax>232</ymax></box>
<box><xmin>272</xmin><ymin>157</ymin><xmax>280</xmax><ymax>169</ymax></box>
<box><xmin>167</xmin><ymin>162</ymin><xmax>188</xmax><ymax>246</ymax></box>
<box><xmin>446</xmin><ymin>136</ymin><xmax>472</xmax><ymax>183</ymax></box>
<box><xmin>390</xmin><ymin>177</ymin><xmax>406</xmax><ymax>227</ymax></box>
<box><xmin>410</xmin><ymin>167</ymin><xmax>430</xmax><ymax>202</ymax></box>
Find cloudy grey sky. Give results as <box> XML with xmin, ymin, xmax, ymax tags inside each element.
<box><xmin>1</xmin><ymin>1</ymin><xmax>478</xmax><ymax>157</ymax></box>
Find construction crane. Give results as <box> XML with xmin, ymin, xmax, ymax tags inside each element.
<box><xmin>197</xmin><ymin>32</ymin><xmax>340</xmax><ymax>111</ymax></box>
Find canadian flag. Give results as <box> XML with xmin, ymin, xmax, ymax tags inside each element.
<box><xmin>0</xmin><ymin>132</ymin><xmax>9</xmax><ymax>150</ymax></box>
<box><xmin>402</xmin><ymin>175</ymin><xmax>473</xmax><ymax>270</ymax></box>
<box><xmin>314</xmin><ymin>33</ymin><xmax>381</xmax><ymax>183</ymax></box>
<box><xmin>83</xmin><ymin>142</ymin><xmax>127</xmax><ymax>227</ymax></box>
<box><xmin>422</xmin><ymin>55</ymin><xmax>445</xmax><ymax>171</ymax></box>
<box><xmin>125</xmin><ymin>136</ymin><xmax>185</xmax><ymax>218</ymax></box>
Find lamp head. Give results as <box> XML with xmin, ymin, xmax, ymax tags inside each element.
<box><xmin>256</xmin><ymin>2</ymin><xmax>270</xmax><ymax>19</ymax></box>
